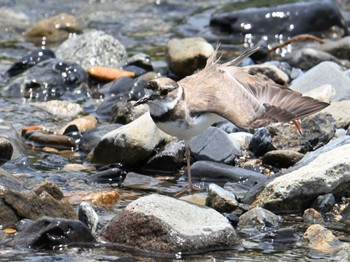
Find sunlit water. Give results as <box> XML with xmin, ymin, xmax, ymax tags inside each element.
<box><xmin>0</xmin><ymin>0</ymin><xmax>349</xmax><ymax>260</ymax></box>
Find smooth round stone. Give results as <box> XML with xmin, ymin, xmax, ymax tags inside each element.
<box><xmin>262</xmin><ymin>149</ymin><xmax>304</xmax><ymax>169</ymax></box>
<box><xmin>237</xmin><ymin>207</ymin><xmax>282</xmax><ymax>230</ymax></box>
<box><xmin>303</xmin><ymin>208</ymin><xmax>324</xmax><ymax>224</ymax></box>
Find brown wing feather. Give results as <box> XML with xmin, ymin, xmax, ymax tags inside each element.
<box><xmin>179</xmin><ymin>49</ymin><xmax>329</xmax><ymax>129</ymax></box>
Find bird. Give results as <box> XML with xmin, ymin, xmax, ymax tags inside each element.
<box><xmin>135</xmin><ymin>47</ymin><xmax>330</xmax><ymax>196</ymax></box>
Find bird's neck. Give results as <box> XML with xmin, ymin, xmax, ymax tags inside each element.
<box><xmin>148</xmin><ymin>86</ymin><xmax>183</xmax><ymax>117</ymax></box>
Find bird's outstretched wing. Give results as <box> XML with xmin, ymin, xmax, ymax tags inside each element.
<box><xmin>180</xmin><ymin>48</ymin><xmax>329</xmax><ymax>129</ymax></box>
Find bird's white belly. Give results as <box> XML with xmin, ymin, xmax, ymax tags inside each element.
<box><xmin>155</xmin><ymin>113</ymin><xmax>223</xmax><ymax>143</ymax></box>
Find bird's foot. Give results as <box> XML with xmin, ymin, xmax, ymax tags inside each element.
<box><xmin>174</xmin><ymin>184</ymin><xmax>204</xmax><ymax>197</ymax></box>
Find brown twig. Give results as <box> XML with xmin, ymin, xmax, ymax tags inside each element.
<box><xmin>269</xmin><ymin>34</ymin><xmax>326</xmax><ymax>54</ymax></box>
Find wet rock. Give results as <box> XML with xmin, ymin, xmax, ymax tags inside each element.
<box><xmin>303</xmin><ymin>208</ymin><xmax>324</xmax><ymax>224</ymax></box>
<box><xmin>210</xmin><ymin>1</ymin><xmax>348</xmax><ymax>40</ymax></box>
<box><xmin>2</xmin><ymin>58</ymin><xmax>89</xmax><ymax>101</ymax></box>
<box><xmin>302</xmin><ymin>224</ymin><xmax>344</xmax><ymax>253</ymax></box>
<box><xmin>206</xmin><ymin>183</ymin><xmax>239</xmax><ymax>213</ymax></box>
<box><xmin>290</xmin><ymin>62</ymin><xmax>350</xmax><ymax>102</ymax></box>
<box><xmin>102</xmin><ymin>194</ymin><xmax>238</xmax><ymax>253</ymax></box>
<box><xmin>191</xmin><ymin>160</ymin><xmax>267</xmax><ymax>186</ymax></box>
<box><xmin>32</xmin><ymin>100</ymin><xmax>83</xmax><ymax>119</ymax></box>
<box><xmin>143</xmin><ymin>141</ymin><xmax>184</xmax><ymax>173</ymax></box>
<box><xmin>249</xmin><ymin>127</ymin><xmax>275</xmax><ymax>157</ymax></box>
<box><xmin>322</xmin><ymin>100</ymin><xmax>350</xmax><ymax>128</ymax></box>
<box><xmin>79</xmin><ymin>124</ymin><xmax>121</xmax><ymax>153</ymax></box>
<box><xmin>78</xmin><ymin>202</ymin><xmax>99</xmax><ymax>234</ymax></box>
<box><xmin>0</xmin><ymin>138</ymin><xmax>13</xmax><ymax>165</ymax></box>
<box><xmin>262</xmin><ymin>149</ymin><xmax>304</xmax><ymax>169</ymax></box>
<box><xmin>34</xmin><ymin>181</ymin><xmax>64</xmax><ymax>201</ymax></box>
<box><xmin>90</xmin><ymin>164</ymin><xmax>126</xmax><ymax>185</ymax></box>
<box><xmin>190</xmin><ymin>127</ymin><xmax>241</xmax><ymax>164</ymax></box>
<box><xmin>237</xmin><ymin>207</ymin><xmax>282</xmax><ymax>230</ymax></box>
<box><xmin>84</xmin><ymin>190</ymin><xmax>120</xmax><ymax>208</ymax></box>
<box><xmin>59</xmin><ymin>115</ymin><xmax>97</xmax><ymax>135</ymax></box>
<box><xmin>56</xmin><ymin>30</ymin><xmax>127</xmax><ymax>70</ymax></box>
<box><xmin>92</xmin><ymin>112</ymin><xmax>173</xmax><ymax>166</ymax></box>
<box><xmin>250</xmin><ymin>136</ymin><xmax>350</xmax><ymax>213</ymax></box>
<box><xmin>126</xmin><ymin>53</ymin><xmax>153</xmax><ymax>72</ymax></box>
<box><xmin>166</xmin><ymin>37</ymin><xmax>214</xmax><ymax>77</ymax></box>
<box><xmin>286</xmin><ymin>48</ymin><xmax>342</xmax><ymax>71</ymax></box>
<box><xmin>0</xmin><ymin>170</ymin><xmax>76</xmax><ymax>228</ymax></box>
<box><xmin>268</xmin><ymin>113</ymin><xmax>336</xmax><ymax>154</ymax></box>
<box><xmin>23</xmin><ymin>130</ymin><xmax>77</xmax><ymax>151</ymax></box>
<box><xmin>311</xmin><ymin>193</ymin><xmax>336</xmax><ymax>214</ymax></box>
<box><xmin>0</xmin><ymin>120</ymin><xmax>26</xmax><ymax>159</ymax></box>
<box><xmin>12</xmin><ymin>217</ymin><xmax>95</xmax><ymax>249</ymax></box>
<box><xmin>6</xmin><ymin>48</ymin><xmax>55</xmax><ymax>77</ymax></box>
<box><xmin>24</xmin><ymin>13</ymin><xmax>81</xmax><ymax>43</ymax></box>
<box><xmin>243</xmin><ymin>63</ymin><xmax>289</xmax><ymax>85</ymax></box>
<box><xmin>87</xmin><ymin>66</ymin><xmax>135</xmax><ymax>82</ymax></box>
<box><xmin>62</xmin><ymin>163</ymin><xmax>95</xmax><ymax>172</ymax></box>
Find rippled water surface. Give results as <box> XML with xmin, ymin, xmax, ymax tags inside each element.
<box><xmin>0</xmin><ymin>0</ymin><xmax>349</xmax><ymax>261</ymax></box>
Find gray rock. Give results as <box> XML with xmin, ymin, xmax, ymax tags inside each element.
<box><xmin>340</xmin><ymin>203</ymin><xmax>350</xmax><ymax>224</ymax></box>
<box><xmin>56</xmin><ymin>30</ymin><xmax>127</xmax><ymax>70</ymax></box>
<box><xmin>227</xmin><ymin>132</ymin><xmax>253</xmax><ymax>152</ymax></box>
<box><xmin>0</xmin><ymin>138</ymin><xmax>13</xmax><ymax>165</ymax></box>
<box><xmin>224</xmin><ymin>182</ymin><xmax>252</xmax><ymax>201</ymax></box>
<box><xmin>237</xmin><ymin>207</ymin><xmax>282</xmax><ymax>230</ymax></box>
<box><xmin>206</xmin><ymin>183</ymin><xmax>239</xmax><ymax>213</ymax></box>
<box><xmin>249</xmin><ymin>127</ymin><xmax>275</xmax><ymax>157</ymax></box>
<box><xmin>243</xmin><ymin>63</ymin><xmax>289</xmax><ymax>85</ymax></box>
<box><xmin>285</xmin><ymin>48</ymin><xmax>342</xmax><ymax>71</ymax></box>
<box><xmin>262</xmin><ymin>149</ymin><xmax>304</xmax><ymax>169</ymax></box>
<box><xmin>303</xmin><ymin>84</ymin><xmax>335</xmax><ymax>103</ymax></box>
<box><xmin>322</xmin><ymin>100</ymin><xmax>350</xmax><ymax>128</ymax></box>
<box><xmin>191</xmin><ymin>160</ymin><xmax>267</xmax><ymax>186</ymax></box>
<box><xmin>190</xmin><ymin>127</ymin><xmax>241</xmax><ymax>164</ymax></box>
<box><xmin>316</xmin><ymin>36</ymin><xmax>350</xmax><ymax>60</ymax></box>
<box><xmin>102</xmin><ymin>194</ymin><xmax>238</xmax><ymax>253</ymax></box>
<box><xmin>78</xmin><ymin>202</ymin><xmax>99</xmax><ymax>234</ymax></box>
<box><xmin>166</xmin><ymin>37</ymin><xmax>214</xmax><ymax>77</ymax></box>
<box><xmin>0</xmin><ymin>169</ymin><xmax>77</xmax><ymax>228</ymax></box>
<box><xmin>311</xmin><ymin>193</ymin><xmax>335</xmax><ymax>214</ymax></box>
<box><xmin>268</xmin><ymin>113</ymin><xmax>336</xmax><ymax>154</ymax></box>
<box><xmin>111</xmin><ymin>101</ymin><xmax>149</xmax><ymax>125</ymax></box>
<box><xmin>290</xmin><ymin>62</ymin><xmax>350</xmax><ymax>101</ymax></box>
<box><xmin>91</xmin><ymin>112</ymin><xmax>173</xmax><ymax>166</ymax></box>
<box><xmin>12</xmin><ymin>216</ymin><xmax>95</xmax><ymax>249</ymax></box>
<box><xmin>251</xmin><ymin>136</ymin><xmax>350</xmax><ymax>213</ymax></box>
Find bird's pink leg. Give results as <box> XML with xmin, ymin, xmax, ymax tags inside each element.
<box><xmin>293</xmin><ymin>119</ymin><xmax>303</xmax><ymax>135</ymax></box>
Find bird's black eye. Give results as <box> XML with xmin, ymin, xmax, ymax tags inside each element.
<box><xmin>160</xmin><ymin>89</ymin><xmax>169</xmax><ymax>96</ymax></box>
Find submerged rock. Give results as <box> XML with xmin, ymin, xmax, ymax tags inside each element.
<box><xmin>102</xmin><ymin>194</ymin><xmax>238</xmax><ymax>253</ymax></box>
<box><xmin>237</xmin><ymin>207</ymin><xmax>282</xmax><ymax>230</ymax></box>
<box><xmin>12</xmin><ymin>216</ymin><xmax>95</xmax><ymax>249</ymax></box>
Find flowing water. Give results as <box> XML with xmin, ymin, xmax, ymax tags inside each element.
<box><xmin>0</xmin><ymin>0</ymin><xmax>349</xmax><ymax>261</ymax></box>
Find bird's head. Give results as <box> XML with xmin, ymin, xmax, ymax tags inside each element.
<box><xmin>135</xmin><ymin>77</ymin><xmax>180</xmax><ymax>105</ymax></box>
<box><xmin>135</xmin><ymin>77</ymin><xmax>182</xmax><ymax>116</ymax></box>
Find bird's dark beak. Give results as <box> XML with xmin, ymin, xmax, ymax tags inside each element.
<box><xmin>134</xmin><ymin>95</ymin><xmax>150</xmax><ymax>106</ymax></box>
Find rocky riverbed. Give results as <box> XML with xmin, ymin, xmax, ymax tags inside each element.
<box><xmin>1</xmin><ymin>0</ymin><xmax>350</xmax><ymax>261</ymax></box>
